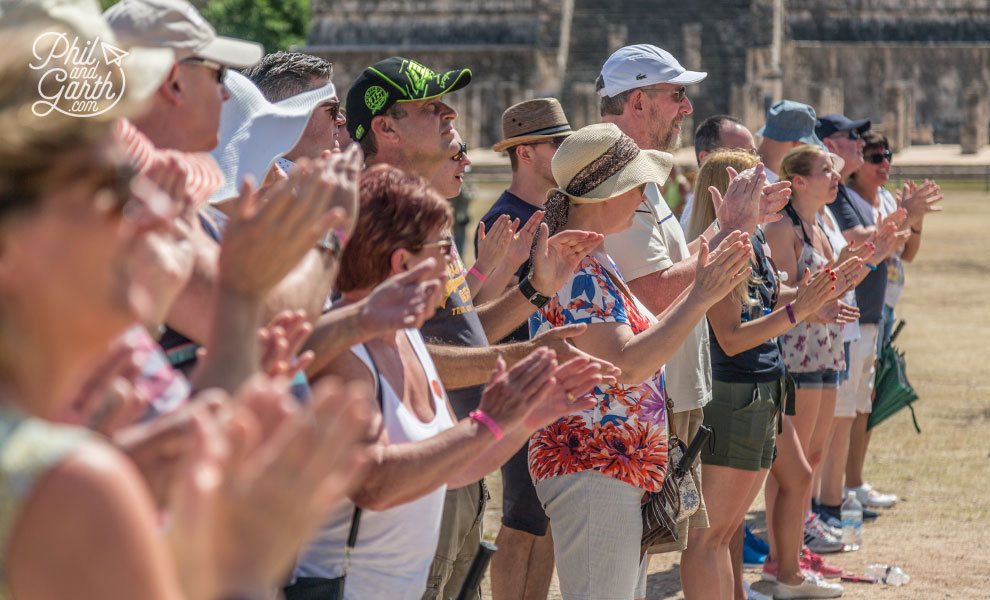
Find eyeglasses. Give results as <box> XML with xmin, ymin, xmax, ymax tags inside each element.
<box><xmin>835</xmin><ymin>129</ymin><xmax>862</xmax><ymax>141</ymax></box>
<box><xmin>452</xmin><ymin>142</ymin><xmax>468</xmax><ymax>162</ymax></box>
<box><xmin>641</xmin><ymin>86</ymin><xmax>687</xmax><ymax>103</ymax></box>
<box><xmin>413</xmin><ymin>238</ymin><xmax>454</xmax><ymax>257</ymax></box>
<box><xmin>864</xmin><ymin>150</ymin><xmax>892</xmax><ymax>164</ymax></box>
<box><xmin>181</xmin><ymin>57</ymin><xmax>228</xmax><ymax>83</ymax></box>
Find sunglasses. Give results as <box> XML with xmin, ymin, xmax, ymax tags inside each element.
<box><xmin>864</xmin><ymin>150</ymin><xmax>892</xmax><ymax>164</ymax></box>
<box><xmin>181</xmin><ymin>57</ymin><xmax>228</xmax><ymax>83</ymax></box>
<box><xmin>452</xmin><ymin>142</ymin><xmax>468</xmax><ymax>162</ymax></box>
<box><xmin>324</xmin><ymin>100</ymin><xmax>341</xmax><ymax>122</ymax></box>
<box><xmin>642</xmin><ymin>86</ymin><xmax>687</xmax><ymax>103</ymax></box>
<box><xmin>835</xmin><ymin>129</ymin><xmax>862</xmax><ymax>141</ymax></box>
<box><xmin>414</xmin><ymin>238</ymin><xmax>454</xmax><ymax>257</ymax></box>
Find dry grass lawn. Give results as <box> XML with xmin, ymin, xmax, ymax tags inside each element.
<box><xmin>468</xmin><ymin>185</ymin><xmax>990</xmax><ymax>599</ymax></box>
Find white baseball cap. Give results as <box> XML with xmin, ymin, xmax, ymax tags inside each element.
<box><xmin>105</xmin><ymin>0</ymin><xmax>263</xmax><ymax>68</ymax></box>
<box><xmin>598</xmin><ymin>44</ymin><xmax>707</xmax><ymax>98</ymax></box>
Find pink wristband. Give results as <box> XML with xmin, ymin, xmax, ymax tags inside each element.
<box><xmin>785</xmin><ymin>302</ymin><xmax>796</xmax><ymax>324</ymax></box>
<box><xmin>469</xmin><ymin>410</ymin><xmax>503</xmax><ymax>440</ymax></box>
<box><xmin>468</xmin><ymin>265</ymin><xmax>488</xmax><ymax>284</ymax></box>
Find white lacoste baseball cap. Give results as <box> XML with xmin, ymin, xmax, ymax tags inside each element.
<box><xmin>597</xmin><ymin>44</ymin><xmax>707</xmax><ymax>98</ymax></box>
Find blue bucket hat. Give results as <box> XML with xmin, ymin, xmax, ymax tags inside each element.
<box><xmin>756</xmin><ymin>100</ymin><xmax>822</xmax><ymax>147</ymax></box>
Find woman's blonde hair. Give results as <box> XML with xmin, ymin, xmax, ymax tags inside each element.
<box><xmin>688</xmin><ymin>149</ymin><xmax>761</xmax><ymax>306</ymax></box>
<box><xmin>687</xmin><ymin>149</ymin><xmax>760</xmax><ymax>241</ymax></box>
<box><xmin>779</xmin><ymin>144</ymin><xmax>829</xmax><ymax>183</ymax></box>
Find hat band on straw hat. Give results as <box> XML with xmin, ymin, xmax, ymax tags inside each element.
<box><xmin>566</xmin><ymin>135</ymin><xmax>640</xmax><ymax>198</ymax></box>
<box><xmin>512</xmin><ymin>123</ymin><xmax>572</xmax><ymax>139</ymax></box>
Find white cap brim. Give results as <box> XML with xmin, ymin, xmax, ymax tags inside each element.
<box><xmin>667</xmin><ymin>69</ymin><xmax>708</xmax><ymax>86</ymax></box>
<box><xmin>210</xmin><ymin>71</ymin><xmax>337</xmax><ymax>203</ymax></box>
<box><xmin>195</xmin><ymin>35</ymin><xmax>264</xmax><ymax>69</ymax></box>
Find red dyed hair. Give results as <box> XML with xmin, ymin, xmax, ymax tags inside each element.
<box><xmin>336</xmin><ymin>164</ymin><xmax>453</xmax><ymax>292</ymax></box>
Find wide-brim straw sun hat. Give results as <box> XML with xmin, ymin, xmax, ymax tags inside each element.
<box><xmin>548</xmin><ymin>122</ymin><xmax>673</xmax><ymax>204</ymax></box>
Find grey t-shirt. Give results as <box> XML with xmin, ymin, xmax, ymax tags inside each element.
<box><xmin>419</xmin><ymin>245</ymin><xmax>488</xmax><ymax>420</ymax></box>
<box><xmin>603</xmin><ymin>183</ymin><xmax>712</xmax><ymax>412</ymax></box>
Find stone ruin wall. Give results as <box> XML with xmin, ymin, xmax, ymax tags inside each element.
<box><xmin>305</xmin><ymin>0</ymin><xmax>990</xmax><ymax>150</ymax></box>
<box><xmin>303</xmin><ymin>0</ymin><xmax>564</xmax><ymax>149</ymax></box>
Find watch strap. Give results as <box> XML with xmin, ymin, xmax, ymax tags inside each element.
<box><xmin>518</xmin><ymin>275</ymin><xmax>550</xmax><ymax>308</ymax></box>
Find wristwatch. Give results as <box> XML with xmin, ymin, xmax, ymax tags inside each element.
<box><xmin>318</xmin><ymin>229</ymin><xmax>344</xmax><ymax>261</ymax></box>
<box><xmin>518</xmin><ymin>275</ymin><xmax>550</xmax><ymax>308</ymax></box>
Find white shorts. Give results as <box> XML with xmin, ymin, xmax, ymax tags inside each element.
<box><xmin>535</xmin><ymin>470</ymin><xmax>648</xmax><ymax>600</ymax></box>
<box><xmin>834</xmin><ymin>323</ymin><xmax>879</xmax><ymax>418</ymax></box>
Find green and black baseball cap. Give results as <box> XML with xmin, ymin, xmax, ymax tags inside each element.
<box><xmin>345</xmin><ymin>57</ymin><xmax>472</xmax><ymax>141</ymax></box>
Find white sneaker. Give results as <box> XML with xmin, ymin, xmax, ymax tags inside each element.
<box><xmin>803</xmin><ymin>515</ymin><xmax>844</xmax><ymax>554</ymax></box>
<box><xmin>745</xmin><ymin>581</ymin><xmax>773</xmax><ymax>600</ymax></box>
<box><xmin>846</xmin><ymin>482</ymin><xmax>897</xmax><ymax>508</ymax></box>
<box><xmin>774</xmin><ymin>573</ymin><xmax>843</xmax><ymax>599</ymax></box>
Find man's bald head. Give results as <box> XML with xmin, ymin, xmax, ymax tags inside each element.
<box><xmin>693</xmin><ymin>115</ymin><xmax>755</xmax><ymax>166</ymax></box>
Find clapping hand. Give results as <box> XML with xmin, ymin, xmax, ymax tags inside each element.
<box><xmin>357</xmin><ymin>258</ymin><xmax>444</xmax><ymax>336</ymax></box>
<box><xmin>529</xmin><ymin>225</ymin><xmax>603</xmax><ymax>295</ymax></box>
<box><xmin>59</xmin><ymin>337</ymin><xmax>150</xmax><ymax>436</ymax></box>
<box><xmin>219</xmin><ymin>152</ymin><xmax>359</xmax><ymax>299</ymax></box>
<box><xmin>816</xmin><ymin>299</ymin><xmax>860</xmax><ymax>325</ymax></box>
<box><xmin>689</xmin><ymin>231</ymin><xmax>753</xmax><ymax>306</ymax></box>
<box><xmin>166</xmin><ymin>375</ymin><xmax>371</xmax><ymax>600</ymax></box>
<box><xmin>711</xmin><ymin>164</ymin><xmax>768</xmax><ymax>233</ymax></box>
<box><xmin>791</xmin><ymin>267</ymin><xmax>838</xmax><ymax>320</ymax></box>
<box><xmin>475</xmin><ymin>214</ymin><xmax>516</xmax><ymax>279</ymax></box>
<box><xmin>504</xmin><ymin>210</ymin><xmax>545</xmax><ymax>272</ymax></box>
<box><xmin>897</xmin><ymin>179</ymin><xmax>943</xmax><ymax>228</ymax></box>
<box><xmin>531</xmin><ymin>323</ymin><xmax>622</xmax><ymax>383</ymax></box>
<box><xmin>259</xmin><ymin>310</ymin><xmax>315</xmax><ymax>379</ymax></box>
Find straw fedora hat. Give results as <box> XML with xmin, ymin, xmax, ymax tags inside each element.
<box><xmin>491</xmin><ymin>98</ymin><xmax>573</xmax><ymax>153</ymax></box>
<box><xmin>548</xmin><ymin>123</ymin><xmax>673</xmax><ymax>204</ymax></box>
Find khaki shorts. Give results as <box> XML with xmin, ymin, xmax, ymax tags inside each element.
<box><xmin>701</xmin><ymin>379</ymin><xmax>782</xmax><ymax>472</ymax></box>
<box><xmin>648</xmin><ymin>407</ymin><xmax>709</xmax><ymax>554</ymax></box>
<box><xmin>835</xmin><ymin>324</ymin><xmax>879</xmax><ymax>418</ymax></box>
<box><xmin>422</xmin><ymin>480</ymin><xmax>487</xmax><ymax>600</ymax></box>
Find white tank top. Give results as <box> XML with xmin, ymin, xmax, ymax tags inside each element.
<box><xmin>294</xmin><ymin>329</ymin><xmax>455</xmax><ymax>599</ymax></box>
<box><xmin>820</xmin><ymin>206</ymin><xmax>860</xmax><ymax>342</ymax></box>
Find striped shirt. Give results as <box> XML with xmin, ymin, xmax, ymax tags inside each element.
<box><xmin>114</xmin><ymin>119</ymin><xmax>224</xmax><ymax>209</ymax></box>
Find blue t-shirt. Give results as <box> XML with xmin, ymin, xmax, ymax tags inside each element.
<box><xmin>709</xmin><ymin>230</ymin><xmax>787</xmax><ymax>383</ymax></box>
<box><xmin>475</xmin><ymin>191</ymin><xmax>541</xmax><ymax>343</ymax></box>
<box><xmin>827</xmin><ymin>184</ymin><xmax>887</xmax><ymax>324</ymax></box>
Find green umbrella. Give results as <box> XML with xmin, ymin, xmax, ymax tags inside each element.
<box><xmin>868</xmin><ymin>320</ymin><xmax>921</xmax><ymax>433</ymax></box>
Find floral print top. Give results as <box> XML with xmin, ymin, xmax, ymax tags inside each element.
<box><xmin>528</xmin><ymin>254</ymin><xmax>669</xmax><ymax>492</ymax></box>
<box><xmin>778</xmin><ymin>240</ymin><xmax>845</xmax><ymax>372</ymax></box>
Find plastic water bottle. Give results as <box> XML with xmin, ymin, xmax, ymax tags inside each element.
<box><xmin>865</xmin><ymin>564</ymin><xmax>910</xmax><ymax>586</ymax></box>
<box><xmin>841</xmin><ymin>491</ymin><xmax>863</xmax><ymax>551</ymax></box>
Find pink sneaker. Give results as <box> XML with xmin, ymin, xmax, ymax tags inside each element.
<box><xmin>761</xmin><ymin>557</ymin><xmax>777</xmax><ymax>582</ymax></box>
<box><xmin>801</xmin><ymin>547</ymin><xmax>843</xmax><ymax>578</ymax></box>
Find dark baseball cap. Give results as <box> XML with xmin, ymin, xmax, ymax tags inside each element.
<box><xmin>815</xmin><ymin>114</ymin><xmax>871</xmax><ymax>140</ymax></box>
<box><xmin>345</xmin><ymin>57</ymin><xmax>472</xmax><ymax>141</ymax></box>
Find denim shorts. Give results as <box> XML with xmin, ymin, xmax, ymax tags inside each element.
<box><xmin>790</xmin><ymin>368</ymin><xmax>840</xmax><ymax>390</ymax></box>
